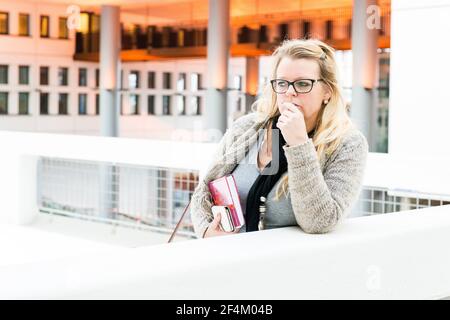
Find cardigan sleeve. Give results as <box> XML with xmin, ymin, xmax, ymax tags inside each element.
<box><xmin>189</xmin><ymin>127</ymin><xmax>234</xmax><ymax>238</ymax></box>
<box><xmin>189</xmin><ymin>114</ymin><xmax>256</xmax><ymax>238</ymax></box>
<box><xmin>283</xmin><ymin>130</ymin><xmax>368</xmax><ymax>234</ymax></box>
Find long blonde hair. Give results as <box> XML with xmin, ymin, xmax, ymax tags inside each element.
<box><xmin>253</xmin><ymin>39</ymin><xmax>354</xmax><ymax>200</ymax></box>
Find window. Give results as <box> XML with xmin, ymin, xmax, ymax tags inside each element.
<box><xmin>177</xmin><ymin>73</ymin><xmax>186</xmax><ymax>91</ymax></box>
<box><xmin>379</xmin><ymin>16</ymin><xmax>385</xmax><ymax>36</ymax></box>
<box><xmin>148</xmin><ymin>95</ymin><xmax>155</xmax><ymax>115</ymax></box>
<box><xmin>95</xmin><ymin>68</ymin><xmax>100</xmax><ymax>87</ymax></box>
<box><xmin>0</xmin><ymin>92</ymin><xmax>8</xmax><ymax>114</ymax></box>
<box><xmin>190</xmin><ymin>96</ymin><xmax>201</xmax><ymax>115</ymax></box>
<box><xmin>129</xmin><ymin>71</ymin><xmax>140</xmax><ymax>89</ymax></box>
<box><xmin>190</xmin><ymin>73</ymin><xmax>201</xmax><ymax>91</ymax></box>
<box><xmin>162</xmin><ymin>95</ymin><xmax>171</xmax><ymax>115</ymax></box>
<box><xmin>18</xmin><ymin>13</ymin><xmax>30</xmax><ymax>36</ymax></box>
<box><xmin>78</xmin><ymin>93</ymin><xmax>87</xmax><ymax>115</ymax></box>
<box><xmin>120</xmin><ymin>94</ymin><xmax>123</xmax><ymax>115</ymax></box>
<box><xmin>279</xmin><ymin>23</ymin><xmax>289</xmax><ymax>41</ymax></box>
<box><xmin>58</xmin><ymin>93</ymin><xmax>69</xmax><ymax>115</ymax></box>
<box><xmin>19</xmin><ymin>66</ymin><xmax>29</xmax><ymax>85</ymax></box>
<box><xmin>163</xmin><ymin>72</ymin><xmax>172</xmax><ymax>89</ymax></box>
<box><xmin>129</xmin><ymin>94</ymin><xmax>139</xmax><ymax>115</ymax></box>
<box><xmin>233</xmin><ymin>75</ymin><xmax>242</xmax><ymax>91</ymax></box>
<box><xmin>40</xmin><ymin>16</ymin><xmax>50</xmax><ymax>38</ymax></box>
<box><xmin>347</xmin><ymin>19</ymin><xmax>352</xmax><ymax>38</ymax></box>
<box><xmin>59</xmin><ymin>17</ymin><xmax>68</xmax><ymax>39</ymax></box>
<box><xmin>58</xmin><ymin>67</ymin><xmax>68</xmax><ymax>86</ymax></box>
<box><xmin>176</xmin><ymin>95</ymin><xmax>186</xmax><ymax>115</ymax></box>
<box><xmin>325</xmin><ymin>20</ymin><xmax>333</xmax><ymax>40</ymax></box>
<box><xmin>78</xmin><ymin>68</ymin><xmax>87</xmax><ymax>87</ymax></box>
<box><xmin>236</xmin><ymin>97</ymin><xmax>242</xmax><ymax>112</ymax></box>
<box><xmin>302</xmin><ymin>21</ymin><xmax>311</xmax><ymax>38</ymax></box>
<box><xmin>0</xmin><ymin>65</ymin><xmax>8</xmax><ymax>84</ymax></box>
<box><xmin>18</xmin><ymin>92</ymin><xmax>29</xmax><ymax>115</ymax></box>
<box><xmin>40</xmin><ymin>66</ymin><xmax>49</xmax><ymax>85</ymax></box>
<box><xmin>40</xmin><ymin>92</ymin><xmax>49</xmax><ymax>115</ymax></box>
<box><xmin>148</xmin><ymin>71</ymin><xmax>155</xmax><ymax>89</ymax></box>
<box><xmin>0</xmin><ymin>12</ymin><xmax>9</xmax><ymax>35</ymax></box>
<box><xmin>95</xmin><ymin>94</ymin><xmax>100</xmax><ymax>115</ymax></box>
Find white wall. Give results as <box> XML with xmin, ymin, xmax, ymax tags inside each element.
<box><xmin>390</xmin><ymin>0</ymin><xmax>450</xmax><ymax>156</ymax></box>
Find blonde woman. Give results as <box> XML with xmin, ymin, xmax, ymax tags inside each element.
<box><xmin>190</xmin><ymin>39</ymin><xmax>368</xmax><ymax>238</ymax></box>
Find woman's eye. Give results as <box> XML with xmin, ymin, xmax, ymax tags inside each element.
<box><xmin>277</xmin><ymin>81</ymin><xmax>287</xmax><ymax>87</ymax></box>
<box><xmin>296</xmin><ymin>81</ymin><xmax>309</xmax><ymax>87</ymax></box>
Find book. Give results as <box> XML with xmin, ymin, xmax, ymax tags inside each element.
<box><xmin>208</xmin><ymin>174</ymin><xmax>245</xmax><ymax>228</ymax></box>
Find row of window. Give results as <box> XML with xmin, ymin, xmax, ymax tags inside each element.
<box><xmin>0</xmin><ymin>65</ymin><xmax>69</xmax><ymax>86</ymax></box>
<box><xmin>0</xmin><ymin>11</ymin><xmax>68</xmax><ymax>38</ymax></box>
<box><xmin>126</xmin><ymin>70</ymin><xmax>203</xmax><ymax>91</ymax></box>
<box><xmin>0</xmin><ymin>92</ymin><xmax>202</xmax><ymax>116</ymax></box>
<box><xmin>0</xmin><ymin>65</ymin><xmax>204</xmax><ymax>90</ymax></box>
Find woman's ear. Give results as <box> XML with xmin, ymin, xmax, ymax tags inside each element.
<box><xmin>324</xmin><ymin>86</ymin><xmax>332</xmax><ymax>101</ymax></box>
<box><xmin>323</xmin><ymin>91</ymin><xmax>331</xmax><ymax>104</ymax></box>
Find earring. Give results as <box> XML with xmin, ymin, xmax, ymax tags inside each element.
<box><xmin>324</xmin><ymin>99</ymin><xmax>329</xmax><ymax>105</ymax></box>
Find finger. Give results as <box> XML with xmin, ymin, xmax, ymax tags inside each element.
<box><xmin>280</xmin><ymin>108</ymin><xmax>298</xmax><ymax>119</ymax></box>
<box><xmin>211</xmin><ymin>212</ymin><xmax>221</xmax><ymax>228</ymax></box>
<box><xmin>277</xmin><ymin>115</ymin><xmax>290</xmax><ymax>125</ymax></box>
<box><xmin>283</xmin><ymin>103</ymin><xmax>302</xmax><ymax>115</ymax></box>
<box><xmin>281</xmin><ymin>101</ymin><xmax>297</xmax><ymax>109</ymax></box>
<box><xmin>279</xmin><ymin>114</ymin><xmax>290</xmax><ymax>122</ymax></box>
<box><xmin>276</xmin><ymin>121</ymin><xmax>285</xmax><ymax>129</ymax></box>
<box><xmin>281</xmin><ymin>109</ymin><xmax>303</xmax><ymax>121</ymax></box>
<box><xmin>280</xmin><ymin>102</ymin><xmax>295</xmax><ymax>113</ymax></box>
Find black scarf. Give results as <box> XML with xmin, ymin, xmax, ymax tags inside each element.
<box><xmin>245</xmin><ymin>115</ymin><xmax>314</xmax><ymax>232</ymax></box>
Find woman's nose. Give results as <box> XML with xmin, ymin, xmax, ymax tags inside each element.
<box><xmin>285</xmin><ymin>84</ymin><xmax>298</xmax><ymax>97</ymax></box>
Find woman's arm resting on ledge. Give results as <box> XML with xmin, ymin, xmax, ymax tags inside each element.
<box><xmin>284</xmin><ymin>131</ymin><xmax>368</xmax><ymax>234</ymax></box>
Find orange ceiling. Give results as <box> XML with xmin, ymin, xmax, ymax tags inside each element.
<box><xmin>28</xmin><ymin>0</ymin><xmax>390</xmax><ymax>26</ymax></box>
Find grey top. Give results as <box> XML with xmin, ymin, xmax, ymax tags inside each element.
<box><xmin>231</xmin><ymin>136</ymin><xmax>297</xmax><ymax>233</ymax></box>
<box><xmin>190</xmin><ymin>112</ymin><xmax>369</xmax><ymax>238</ymax></box>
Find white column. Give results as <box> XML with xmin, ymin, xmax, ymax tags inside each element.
<box><xmin>350</xmin><ymin>0</ymin><xmax>378</xmax><ymax>151</ymax></box>
<box><xmin>205</xmin><ymin>0</ymin><xmax>230</xmax><ymax>139</ymax></box>
<box><xmin>99</xmin><ymin>6</ymin><xmax>121</xmax><ymax>219</ymax></box>
<box><xmin>244</xmin><ymin>56</ymin><xmax>259</xmax><ymax>113</ymax></box>
<box><xmin>100</xmin><ymin>5</ymin><xmax>120</xmax><ymax>137</ymax></box>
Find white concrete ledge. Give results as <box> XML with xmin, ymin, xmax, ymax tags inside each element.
<box><xmin>1</xmin><ymin>204</ymin><xmax>449</xmax><ymax>299</ymax></box>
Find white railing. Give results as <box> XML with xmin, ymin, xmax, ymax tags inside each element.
<box><xmin>0</xmin><ymin>130</ymin><xmax>216</xmax><ymax>226</ymax></box>
<box><xmin>1</xmin><ymin>130</ymin><xmax>450</xmax><ymax>226</ymax></box>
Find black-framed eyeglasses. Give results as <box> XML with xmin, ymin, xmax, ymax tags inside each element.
<box><xmin>270</xmin><ymin>78</ymin><xmax>324</xmax><ymax>94</ymax></box>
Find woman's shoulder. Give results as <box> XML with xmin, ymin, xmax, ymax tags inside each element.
<box><xmin>231</xmin><ymin>112</ymin><xmax>259</xmax><ymax>130</ymax></box>
<box><xmin>341</xmin><ymin>127</ymin><xmax>369</xmax><ymax>152</ymax></box>
<box><xmin>321</xmin><ymin>127</ymin><xmax>368</xmax><ymax>170</ymax></box>
<box><xmin>330</xmin><ymin>127</ymin><xmax>369</xmax><ymax>162</ymax></box>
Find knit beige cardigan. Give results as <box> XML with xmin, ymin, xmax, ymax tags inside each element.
<box><xmin>190</xmin><ymin>112</ymin><xmax>368</xmax><ymax>238</ymax></box>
